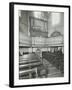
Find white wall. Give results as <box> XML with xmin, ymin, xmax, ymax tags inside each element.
<box><xmin>48</xmin><ymin>12</ymin><xmax>64</xmax><ymax>37</ymax></box>
<box><xmin>0</xmin><ymin>0</ymin><xmax>71</xmax><ymax>90</ymax></box>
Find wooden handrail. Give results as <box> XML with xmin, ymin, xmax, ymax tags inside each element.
<box><xmin>19</xmin><ymin>68</ymin><xmax>37</xmax><ymax>75</ymax></box>
<box><xmin>19</xmin><ymin>62</ymin><xmax>41</xmax><ymax>68</ymax></box>
<box><xmin>19</xmin><ymin>60</ymin><xmax>40</xmax><ymax>65</ymax></box>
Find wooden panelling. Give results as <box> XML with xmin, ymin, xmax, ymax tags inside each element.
<box><xmin>20</xmin><ymin>34</ymin><xmax>32</xmax><ymax>47</ymax></box>
<box><xmin>32</xmin><ymin>36</ymin><xmax>63</xmax><ymax>47</ymax></box>
<box><xmin>19</xmin><ymin>33</ymin><xmax>63</xmax><ymax>47</ymax></box>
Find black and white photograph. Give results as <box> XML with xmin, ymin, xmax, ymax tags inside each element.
<box><xmin>19</xmin><ymin>10</ymin><xmax>64</xmax><ymax>79</ymax></box>
<box><xmin>9</xmin><ymin>2</ymin><xmax>70</xmax><ymax>87</ymax></box>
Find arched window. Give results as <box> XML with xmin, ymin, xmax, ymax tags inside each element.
<box><xmin>51</xmin><ymin>31</ymin><xmax>62</xmax><ymax>37</ymax></box>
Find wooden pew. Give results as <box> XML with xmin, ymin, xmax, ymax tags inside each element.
<box><xmin>42</xmin><ymin>52</ymin><xmax>64</xmax><ymax>73</ymax></box>
<box><xmin>19</xmin><ymin>53</ymin><xmax>42</xmax><ymax>79</ymax></box>
<box><xmin>19</xmin><ymin>68</ymin><xmax>38</xmax><ymax>79</ymax></box>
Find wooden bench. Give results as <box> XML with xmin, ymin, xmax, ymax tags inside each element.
<box><xmin>19</xmin><ymin>53</ymin><xmax>42</xmax><ymax>79</ymax></box>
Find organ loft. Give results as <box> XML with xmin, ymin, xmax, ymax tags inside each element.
<box><xmin>19</xmin><ymin>11</ymin><xmax>64</xmax><ymax>79</ymax></box>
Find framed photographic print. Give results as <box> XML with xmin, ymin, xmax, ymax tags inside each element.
<box><xmin>9</xmin><ymin>2</ymin><xmax>70</xmax><ymax>87</ymax></box>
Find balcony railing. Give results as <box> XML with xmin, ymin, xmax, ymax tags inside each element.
<box><xmin>19</xmin><ymin>36</ymin><xmax>64</xmax><ymax>47</ymax></box>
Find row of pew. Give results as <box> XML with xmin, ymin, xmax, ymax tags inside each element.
<box><xmin>19</xmin><ymin>53</ymin><xmax>48</xmax><ymax>79</ymax></box>
<box><xmin>42</xmin><ymin>52</ymin><xmax>64</xmax><ymax>73</ymax></box>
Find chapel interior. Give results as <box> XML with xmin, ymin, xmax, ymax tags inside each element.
<box><xmin>19</xmin><ymin>10</ymin><xmax>64</xmax><ymax>79</ymax></box>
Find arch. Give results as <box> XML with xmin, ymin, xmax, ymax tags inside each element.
<box><xmin>51</xmin><ymin>31</ymin><xmax>62</xmax><ymax>37</ymax></box>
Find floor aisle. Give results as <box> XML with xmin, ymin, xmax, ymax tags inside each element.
<box><xmin>43</xmin><ymin>58</ymin><xmax>64</xmax><ymax>77</ymax></box>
